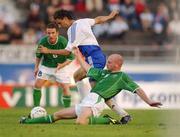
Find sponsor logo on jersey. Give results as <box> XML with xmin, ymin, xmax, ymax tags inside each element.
<box><xmin>53</xmin><ymin>54</ymin><xmax>58</xmax><ymax>58</ymax></box>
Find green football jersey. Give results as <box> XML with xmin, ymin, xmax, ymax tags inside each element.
<box><xmin>36</xmin><ymin>36</ymin><xmax>74</xmax><ymax>68</ymax></box>
<box><xmin>87</xmin><ymin>68</ymin><xmax>139</xmax><ymax>100</ymax></box>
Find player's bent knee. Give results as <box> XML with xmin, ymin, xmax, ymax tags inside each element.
<box><xmin>34</xmin><ymin>82</ymin><xmax>42</xmax><ymax>89</ymax></box>
<box><xmin>73</xmin><ymin>73</ymin><xmax>81</xmax><ymax>82</ymax></box>
<box><xmin>60</xmin><ymin>84</ymin><xmax>70</xmax><ymax>95</ymax></box>
<box><xmin>34</xmin><ymin>79</ymin><xmax>46</xmax><ymax>89</ymax></box>
<box><xmin>74</xmin><ymin>69</ymin><xmax>86</xmax><ymax>82</ymax></box>
<box><xmin>75</xmin><ymin>118</ymin><xmax>88</xmax><ymax>125</ymax></box>
<box><xmin>53</xmin><ymin>112</ymin><xmax>64</xmax><ymax>121</ymax></box>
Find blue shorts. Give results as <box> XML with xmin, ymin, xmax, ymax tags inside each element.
<box><xmin>78</xmin><ymin>45</ymin><xmax>106</xmax><ymax>69</ymax></box>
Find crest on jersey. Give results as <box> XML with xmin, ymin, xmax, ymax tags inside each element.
<box><xmin>53</xmin><ymin>54</ymin><xmax>58</xmax><ymax>58</ymax></box>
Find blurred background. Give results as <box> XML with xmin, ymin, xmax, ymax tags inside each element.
<box><xmin>0</xmin><ymin>0</ymin><xmax>180</xmax><ymax>109</ymax></box>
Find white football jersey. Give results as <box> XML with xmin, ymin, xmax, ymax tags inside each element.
<box><xmin>65</xmin><ymin>18</ymin><xmax>99</xmax><ymax>51</ymax></box>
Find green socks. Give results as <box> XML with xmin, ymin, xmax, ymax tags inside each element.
<box><xmin>89</xmin><ymin>116</ymin><xmax>110</xmax><ymax>125</ymax></box>
<box><xmin>33</xmin><ymin>88</ymin><xmax>41</xmax><ymax>106</ymax></box>
<box><xmin>22</xmin><ymin>115</ymin><xmax>111</xmax><ymax>125</ymax></box>
<box><xmin>62</xmin><ymin>95</ymin><xmax>71</xmax><ymax>108</ymax></box>
<box><xmin>33</xmin><ymin>89</ymin><xmax>71</xmax><ymax>107</ymax></box>
<box><xmin>24</xmin><ymin>115</ymin><xmax>54</xmax><ymax>124</ymax></box>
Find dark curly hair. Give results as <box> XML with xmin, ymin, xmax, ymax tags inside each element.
<box><xmin>53</xmin><ymin>10</ymin><xmax>75</xmax><ymax>20</ymax></box>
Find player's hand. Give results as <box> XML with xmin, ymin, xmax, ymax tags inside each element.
<box><xmin>38</xmin><ymin>46</ymin><xmax>50</xmax><ymax>54</ymax></box>
<box><xmin>109</xmin><ymin>10</ymin><xmax>119</xmax><ymax>18</ymax></box>
<box><xmin>56</xmin><ymin>63</ymin><xmax>63</xmax><ymax>72</ymax></box>
<box><xmin>149</xmin><ymin>102</ymin><xmax>162</xmax><ymax>108</ymax></box>
<box><xmin>72</xmin><ymin>47</ymin><xmax>79</xmax><ymax>56</ymax></box>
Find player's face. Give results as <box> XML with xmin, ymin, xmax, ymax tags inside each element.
<box><xmin>55</xmin><ymin>18</ymin><xmax>69</xmax><ymax>28</ymax></box>
<box><xmin>106</xmin><ymin>56</ymin><xmax>116</xmax><ymax>71</ymax></box>
<box><xmin>46</xmin><ymin>28</ymin><xmax>58</xmax><ymax>43</ymax></box>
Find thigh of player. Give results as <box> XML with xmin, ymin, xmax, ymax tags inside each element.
<box><xmin>35</xmin><ymin>68</ymin><xmax>56</xmax><ymax>88</ymax></box>
<box><xmin>55</xmin><ymin>68</ymin><xmax>71</xmax><ymax>84</ymax></box>
<box><xmin>73</xmin><ymin>67</ymin><xmax>87</xmax><ymax>82</ymax></box>
<box><xmin>86</xmin><ymin>52</ymin><xmax>106</xmax><ymax>69</ymax></box>
<box><xmin>36</xmin><ymin>65</ymin><xmax>56</xmax><ymax>81</ymax></box>
<box><xmin>75</xmin><ymin>93</ymin><xmax>106</xmax><ymax>117</ymax></box>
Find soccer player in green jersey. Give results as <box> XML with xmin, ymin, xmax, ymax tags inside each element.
<box><xmin>20</xmin><ymin>48</ymin><xmax>162</xmax><ymax>125</ymax></box>
<box><xmin>33</xmin><ymin>22</ymin><xmax>74</xmax><ymax>108</ymax></box>
<box><xmin>73</xmin><ymin>48</ymin><xmax>162</xmax><ymax>107</ymax></box>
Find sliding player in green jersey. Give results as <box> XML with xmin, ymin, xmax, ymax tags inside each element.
<box><xmin>33</xmin><ymin>22</ymin><xmax>74</xmax><ymax>108</ymax></box>
<box><xmin>74</xmin><ymin>47</ymin><xmax>162</xmax><ymax>103</ymax></box>
<box><xmin>72</xmin><ymin>48</ymin><xmax>162</xmax><ymax>124</ymax></box>
<box><xmin>20</xmin><ymin>48</ymin><xmax>161</xmax><ymax>125</ymax></box>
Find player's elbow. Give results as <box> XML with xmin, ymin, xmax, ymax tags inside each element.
<box><xmin>94</xmin><ymin>17</ymin><xmax>108</xmax><ymax>24</ymax></box>
<box><xmin>95</xmin><ymin>19</ymin><xmax>102</xmax><ymax>24</ymax></box>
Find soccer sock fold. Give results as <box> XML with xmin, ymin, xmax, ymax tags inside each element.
<box><xmin>62</xmin><ymin>95</ymin><xmax>71</xmax><ymax>108</ymax></box>
<box><xmin>88</xmin><ymin>116</ymin><xmax>110</xmax><ymax>125</ymax></box>
<box><xmin>112</xmin><ymin>104</ymin><xmax>128</xmax><ymax>117</ymax></box>
<box><xmin>24</xmin><ymin>115</ymin><xmax>54</xmax><ymax>124</ymax></box>
<box><xmin>33</xmin><ymin>88</ymin><xmax>41</xmax><ymax>106</ymax></box>
<box><xmin>110</xmin><ymin>99</ymin><xmax>128</xmax><ymax>117</ymax></box>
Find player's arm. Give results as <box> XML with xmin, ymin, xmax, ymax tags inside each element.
<box><xmin>123</xmin><ymin>72</ymin><xmax>162</xmax><ymax>108</ymax></box>
<box><xmin>38</xmin><ymin>46</ymin><xmax>71</xmax><ymax>55</ymax></box>
<box><xmin>34</xmin><ymin>57</ymin><xmax>41</xmax><ymax>77</ymax></box>
<box><xmin>56</xmin><ymin>60</ymin><xmax>72</xmax><ymax>71</ymax></box>
<box><xmin>34</xmin><ymin>43</ymin><xmax>43</xmax><ymax>77</ymax></box>
<box><xmin>135</xmin><ymin>88</ymin><xmax>162</xmax><ymax>108</ymax></box>
<box><xmin>94</xmin><ymin>10</ymin><xmax>119</xmax><ymax>24</ymax></box>
<box><xmin>73</xmin><ymin>48</ymin><xmax>90</xmax><ymax>72</ymax></box>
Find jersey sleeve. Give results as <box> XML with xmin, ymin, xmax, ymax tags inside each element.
<box><xmin>60</xmin><ymin>36</ymin><xmax>74</xmax><ymax>61</ymax></box>
<box><xmin>65</xmin><ymin>41</ymin><xmax>73</xmax><ymax>51</ymax></box>
<box><xmin>83</xmin><ymin>18</ymin><xmax>95</xmax><ymax>26</ymax></box>
<box><xmin>65</xmin><ymin>21</ymin><xmax>89</xmax><ymax>50</ymax></box>
<box><xmin>122</xmin><ymin>72</ymin><xmax>140</xmax><ymax>93</ymax></box>
<box><xmin>60</xmin><ymin>36</ymin><xmax>68</xmax><ymax>48</ymax></box>
<box><xmin>87</xmin><ymin>67</ymin><xmax>103</xmax><ymax>81</ymax></box>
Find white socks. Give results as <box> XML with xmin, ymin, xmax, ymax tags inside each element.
<box><xmin>106</xmin><ymin>98</ymin><xmax>128</xmax><ymax>117</ymax></box>
<box><xmin>76</xmin><ymin>78</ymin><xmax>91</xmax><ymax>99</ymax></box>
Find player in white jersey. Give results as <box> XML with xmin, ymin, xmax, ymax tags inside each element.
<box><xmin>39</xmin><ymin>10</ymin><xmax>131</xmax><ymax>124</ymax></box>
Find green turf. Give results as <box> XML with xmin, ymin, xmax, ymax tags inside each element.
<box><xmin>0</xmin><ymin>108</ymin><xmax>179</xmax><ymax>137</ymax></box>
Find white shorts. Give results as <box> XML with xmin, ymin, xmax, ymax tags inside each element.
<box><xmin>75</xmin><ymin>93</ymin><xmax>106</xmax><ymax>117</ymax></box>
<box><xmin>36</xmin><ymin>65</ymin><xmax>71</xmax><ymax>83</ymax></box>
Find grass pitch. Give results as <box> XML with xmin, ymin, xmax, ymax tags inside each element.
<box><xmin>0</xmin><ymin>108</ymin><xmax>179</xmax><ymax>137</ymax></box>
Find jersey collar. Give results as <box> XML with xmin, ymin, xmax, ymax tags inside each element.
<box><xmin>48</xmin><ymin>36</ymin><xmax>58</xmax><ymax>45</ymax></box>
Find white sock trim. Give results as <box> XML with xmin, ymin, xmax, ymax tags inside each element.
<box><xmin>48</xmin><ymin>115</ymin><xmax>52</xmax><ymax>123</ymax></box>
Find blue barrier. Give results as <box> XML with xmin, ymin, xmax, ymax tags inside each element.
<box><xmin>0</xmin><ymin>64</ymin><xmax>180</xmax><ymax>84</ymax></box>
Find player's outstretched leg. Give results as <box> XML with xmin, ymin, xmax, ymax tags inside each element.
<box><xmin>20</xmin><ymin>115</ymin><xmax>54</xmax><ymax>124</ymax></box>
<box><xmin>76</xmin><ymin>107</ymin><xmax>112</xmax><ymax>125</ymax></box>
<box><xmin>88</xmin><ymin>116</ymin><xmax>112</xmax><ymax>124</ymax></box>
